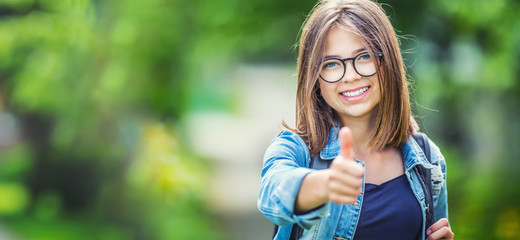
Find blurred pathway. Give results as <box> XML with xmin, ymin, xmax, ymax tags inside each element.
<box><xmin>0</xmin><ymin>225</ymin><xmax>17</xmax><ymax>240</ymax></box>
<box><xmin>184</xmin><ymin>64</ymin><xmax>296</xmax><ymax>239</ymax></box>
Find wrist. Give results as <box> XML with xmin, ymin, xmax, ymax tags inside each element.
<box><xmin>295</xmin><ymin>169</ymin><xmax>331</xmax><ymax>213</ymax></box>
<box><xmin>317</xmin><ymin>169</ymin><xmax>331</xmax><ymax>202</ymax></box>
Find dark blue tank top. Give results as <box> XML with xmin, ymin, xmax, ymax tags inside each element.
<box><xmin>353</xmin><ymin>174</ymin><xmax>422</xmax><ymax>240</ymax></box>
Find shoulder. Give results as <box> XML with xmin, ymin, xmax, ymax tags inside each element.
<box><xmin>273</xmin><ymin>129</ymin><xmax>307</xmax><ymax>145</ymax></box>
<box><xmin>264</xmin><ymin>130</ymin><xmax>310</xmax><ymax>167</ymax></box>
<box><xmin>420</xmin><ymin>133</ymin><xmax>447</xmax><ymax>177</ymax></box>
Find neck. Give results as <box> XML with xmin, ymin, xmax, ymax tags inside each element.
<box><xmin>339</xmin><ymin>114</ymin><xmax>374</xmax><ymax>158</ymax></box>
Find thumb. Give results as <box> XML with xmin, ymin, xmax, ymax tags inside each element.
<box><xmin>339</xmin><ymin>127</ymin><xmax>353</xmax><ymax>160</ymax></box>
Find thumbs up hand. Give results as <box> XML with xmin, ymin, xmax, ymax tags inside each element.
<box><xmin>327</xmin><ymin>127</ymin><xmax>364</xmax><ymax>204</ymax></box>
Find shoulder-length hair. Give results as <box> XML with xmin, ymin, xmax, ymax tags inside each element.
<box><xmin>285</xmin><ymin>0</ymin><xmax>418</xmax><ymax>155</ymax></box>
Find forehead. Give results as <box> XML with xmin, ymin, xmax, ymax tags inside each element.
<box><xmin>323</xmin><ymin>26</ymin><xmax>366</xmax><ymax>57</ymax></box>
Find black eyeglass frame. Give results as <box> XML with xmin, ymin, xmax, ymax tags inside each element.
<box><xmin>319</xmin><ymin>51</ymin><xmax>384</xmax><ymax>83</ymax></box>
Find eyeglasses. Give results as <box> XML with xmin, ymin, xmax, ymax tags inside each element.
<box><xmin>319</xmin><ymin>52</ymin><xmax>383</xmax><ymax>83</ymax></box>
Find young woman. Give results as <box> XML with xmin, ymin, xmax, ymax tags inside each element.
<box><xmin>257</xmin><ymin>0</ymin><xmax>455</xmax><ymax>239</ymax></box>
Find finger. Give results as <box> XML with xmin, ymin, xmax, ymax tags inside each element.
<box><xmin>329</xmin><ymin>169</ymin><xmax>363</xmax><ymax>188</ymax></box>
<box><xmin>427</xmin><ymin>226</ymin><xmax>454</xmax><ymax>240</ymax></box>
<box><xmin>328</xmin><ymin>185</ymin><xmax>362</xmax><ymax>201</ymax></box>
<box><xmin>339</xmin><ymin>127</ymin><xmax>353</xmax><ymax>160</ymax></box>
<box><xmin>329</xmin><ymin>192</ymin><xmax>357</xmax><ymax>204</ymax></box>
<box><xmin>329</xmin><ymin>177</ymin><xmax>362</xmax><ymax>196</ymax></box>
<box><xmin>427</xmin><ymin>218</ymin><xmax>450</xmax><ymax>234</ymax></box>
<box><xmin>331</xmin><ymin>158</ymin><xmax>364</xmax><ymax>177</ymax></box>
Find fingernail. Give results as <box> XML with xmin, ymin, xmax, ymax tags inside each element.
<box><xmin>426</xmin><ymin>229</ymin><xmax>431</xmax><ymax>235</ymax></box>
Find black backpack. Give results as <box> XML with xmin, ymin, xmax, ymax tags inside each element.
<box><xmin>272</xmin><ymin>133</ymin><xmax>434</xmax><ymax>239</ymax></box>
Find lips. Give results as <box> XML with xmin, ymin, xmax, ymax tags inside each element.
<box><xmin>341</xmin><ymin>86</ymin><xmax>369</xmax><ymax>97</ymax></box>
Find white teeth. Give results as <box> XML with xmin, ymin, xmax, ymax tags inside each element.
<box><xmin>342</xmin><ymin>87</ymin><xmax>369</xmax><ymax>97</ymax></box>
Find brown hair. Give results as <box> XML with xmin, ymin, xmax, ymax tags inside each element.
<box><xmin>284</xmin><ymin>0</ymin><xmax>418</xmax><ymax>155</ymax></box>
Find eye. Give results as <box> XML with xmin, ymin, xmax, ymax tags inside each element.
<box><xmin>325</xmin><ymin>62</ymin><xmax>338</xmax><ymax>68</ymax></box>
<box><xmin>322</xmin><ymin>59</ymin><xmax>341</xmax><ymax>69</ymax></box>
<box><xmin>357</xmin><ymin>53</ymin><xmax>372</xmax><ymax>61</ymax></box>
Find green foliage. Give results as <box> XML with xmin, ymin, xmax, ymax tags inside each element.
<box><xmin>0</xmin><ymin>183</ymin><xmax>29</xmax><ymax>216</ymax></box>
<box><xmin>0</xmin><ymin>0</ymin><xmax>227</xmax><ymax>238</ymax></box>
<box><xmin>0</xmin><ymin>0</ymin><xmax>519</xmax><ymax>239</ymax></box>
<box><xmin>0</xmin><ymin>145</ymin><xmax>33</xmax><ymax>181</ymax></box>
<box><xmin>408</xmin><ymin>0</ymin><xmax>520</xmax><ymax>239</ymax></box>
<box><xmin>5</xmin><ymin>216</ymin><xmax>133</xmax><ymax>240</ymax></box>
<box><xmin>0</xmin><ymin>145</ymin><xmax>32</xmax><ymax>216</ymax></box>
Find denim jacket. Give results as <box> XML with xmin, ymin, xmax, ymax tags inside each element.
<box><xmin>258</xmin><ymin>128</ymin><xmax>448</xmax><ymax>240</ymax></box>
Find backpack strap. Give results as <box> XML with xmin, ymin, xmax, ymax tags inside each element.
<box><xmin>413</xmin><ymin>133</ymin><xmax>431</xmax><ymax>163</ymax></box>
<box><xmin>309</xmin><ymin>154</ymin><xmax>333</xmax><ymax>170</ymax></box>
<box><xmin>412</xmin><ymin>133</ymin><xmax>435</xmax><ymax>233</ymax></box>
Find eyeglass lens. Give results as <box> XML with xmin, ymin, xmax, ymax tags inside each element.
<box><xmin>319</xmin><ymin>52</ymin><xmax>377</xmax><ymax>82</ymax></box>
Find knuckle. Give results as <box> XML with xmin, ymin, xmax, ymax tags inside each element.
<box><xmin>440</xmin><ymin>218</ymin><xmax>449</xmax><ymax>226</ymax></box>
<box><xmin>329</xmin><ymin>194</ymin><xmax>342</xmax><ymax>203</ymax></box>
<box><xmin>355</xmin><ymin>178</ymin><xmax>363</xmax><ymax>187</ymax></box>
<box><xmin>347</xmin><ymin>164</ymin><xmax>363</xmax><ymax>176</ymax></box>
<box><xmin>354</xmin><ymin>166</ymin><xmax>364</xmax><ymax>176</ymax></box>
<box><xmin>332</xmin><ymin>195</ymin><xmax>342</xmax><ymax>202</ymax></box>
<box><xmin>329</xmin><ymin>172</ymin><xmax>337</xmax><ymax>181</ymax></box>
<box><xmin>329</xmin><ymin>170</ymin><xmax>342</xmax><ymax>180</ymax></box>
<box><xmin>331</xmin><ymin>160</ymin><xmax>344</xmax><ymax>170</ymax></box>
<box><xmin>348</xmin><ymin>178</ymin><xmax>362</xmax><ymax>188</ymax></box>
<box><xmin>329</xmin><ymin>182</ymin><xmax>339</xmax><ymax>191</ymax></box>
<box><xmin>346</xmin><ymin>197</ymin><xmax>356</xmax><ymax>204</ymax></box>
<box><xmin>356</xmin><ymin>187</ymin><xmax>362</xmax><ymax>195</ymax></box>
<box><xmin>331</xmin><ymin>160</ymin><xmax>338</xmax><ymax>167</ymax></box>
<box><xmin>329</xmin><ymin>193</ymin><xmax>356</xmax><ymax>204</ymax></box>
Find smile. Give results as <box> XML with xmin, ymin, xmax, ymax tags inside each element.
<box><xmin>341</xmin><ymin>87</ymin><xmax>369</xmax><ymax>97</ymax></box>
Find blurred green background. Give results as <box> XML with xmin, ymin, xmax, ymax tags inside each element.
<box><xmin>0</xmin><ymin>0</ymin><xmax>519</xmax><ymax>239</ymax></box>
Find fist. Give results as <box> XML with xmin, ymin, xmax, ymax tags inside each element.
<box><xmin>427</xmin><ymin>218</ymin><xmax>454</xmax><ymax>240</ymax></box>
<box><xmin>327</xmin><ymin>127</ymin><xmax>364</xmax><ymax>204</ymax></box>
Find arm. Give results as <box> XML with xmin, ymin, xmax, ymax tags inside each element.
<box><xmin>427</xmin><ymin>171</ymin><xmax>454</xmax><ymax>240</ymax></box>
<box><xmin>428</xmin><ymin>138</ymin><xmax>449</xmax><ymax>221</ymax></box>
<box><xmin>296</xmin><ymin>128</ymin><xmax>363</xmax><ymax>212</ymax></box>
<box><xmin>427</xmin><ymin>139</ymin><xmax>454</xmax><ymax>239</ymax></box>
<box><xmin>294</xmin><ymin>169</ymin><xmax>330</xmax><ymax>213</ymax></box>
<box><xmin>258</xmin><ymin>128</ymin><xmax>364</xmax><ymax>228</ymax></box>
<box><xmin>257</xmin><ymin>130</ymin><xmax>329</xmax><ymax>229</ymax></box>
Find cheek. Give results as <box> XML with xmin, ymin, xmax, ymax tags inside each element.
<box><xmin>318</xmin><ymin>82</ymin><xmax>334</xmax><ymax>104</ymax></box>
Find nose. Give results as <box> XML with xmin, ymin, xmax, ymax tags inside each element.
<box><xmin>341</xmin><ymin>60</ymin><xmax>361</xmax><ymax>82</ymax></box>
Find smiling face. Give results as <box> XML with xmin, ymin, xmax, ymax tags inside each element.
<box><xmin>318</xmin><ymin>26</ymin><xmax>382</xmax><ymax>125</ymax></box>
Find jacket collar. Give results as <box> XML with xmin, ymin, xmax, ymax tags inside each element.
<box><xmin>401</xmin><ymin>136</ymin><xmax>433</xmax><ymax>171</ymax></box>
<box><xmin>319</xmin><ymin>126</ymin><xmax>341</xmax><ymax>160</ymax></box>
<box><xmin>319</xmin><ymin>126</ymin><xmax>432</xmax><ymax>171</ymax></box>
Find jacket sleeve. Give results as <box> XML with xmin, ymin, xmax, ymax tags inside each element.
<box><xmin>257</xmin><ymin>130</ymin><xmax>330</xmax><ymax>229</ymax></box>
<box><xmin>428</xmin><ymin>139</ymin><xmax>449</xmax><ymax>221</ymax></box>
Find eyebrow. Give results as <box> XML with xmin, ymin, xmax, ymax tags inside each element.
<box><xmin>323</xmin><ymin>47</ymin><xmax>367</xmax><ymax>59</ymax></box>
